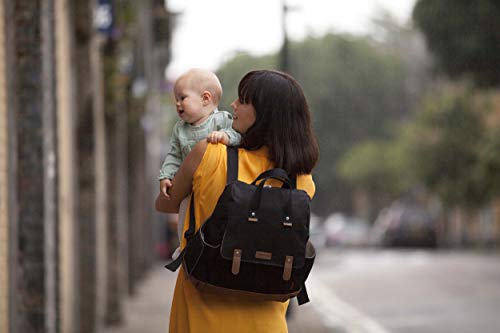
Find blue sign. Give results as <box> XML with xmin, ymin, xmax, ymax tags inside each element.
<box><xmin>94</xmin><ymin>0</ymin><xmax>114</xmax><ymax>36</ymax></box>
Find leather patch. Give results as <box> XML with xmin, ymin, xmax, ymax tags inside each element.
<box><xmin>255</xmin><ymin>251</ymin><xmax>272</xmax><ymax>260</ymax></box>
<box><xmin>232</xmin><ymin>249</ymin><xmax>242</xmax><ymax>275</ymax></box>
<box><xmin>283</xmin><ymin>256</ymin><xmax>293</xmax><ymax>281</ymax></box>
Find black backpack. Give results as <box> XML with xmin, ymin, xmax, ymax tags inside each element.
<box><xmin>166</xmin><ymin>146</ymin><xmax>316</xmax><ymax>305</ymax></box>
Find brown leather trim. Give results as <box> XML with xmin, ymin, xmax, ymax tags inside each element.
<box><xmin>283</xmin><ymin>256</ymin><xmax>293</xmax><ymax>281</ymax></box>
<box><xmin>232</xmin><ymin>249</ymin><xmax>242</xmax><ymax>275</ymax></box>
<box><xmin>247</xmin><ymin>217</ymin><xmax>258</xmax><ymax>222</ymax></box>
<box><xmin>186</xmin><ymin>273</ymin><xmax>301</xmax><ymax>303</ymax></box>
<box><xmin>255</xmin><ymin>251</ymin><xmax>272</xmax><ymax>260</ymax></box>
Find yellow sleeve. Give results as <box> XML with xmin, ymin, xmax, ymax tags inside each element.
<box><xmin>193</xmin><ymin>143</ymin><xmax>227</xmax><ymax>187</ymax></box>
<box><xmin>297</xmin><ymin>174</ymin><xmax>316</xmax><ymax>200</ymax></box>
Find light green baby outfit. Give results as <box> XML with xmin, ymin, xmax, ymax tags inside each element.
<box><xmin>158</xmin><ymin>108</ymin><xmax>241</xmax><ymax>180</ymax></box>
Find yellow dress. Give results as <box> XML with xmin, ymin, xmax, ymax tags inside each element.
<box><xmin>169</xmin><ymin>143</ymin><xmax>316</xmax><ymax>333</ymax></box>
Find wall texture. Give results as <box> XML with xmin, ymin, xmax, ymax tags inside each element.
<box><xmin>0</xmin><ymin>1</ymin><xmax>10</xmax><ymax>331</ymax></box>
<box><xmin>0</xmin><ymin>1</ymin><xmax>171</xmax><ymax>331</ymax></box>
<box><xmin>55</xmin><ymin>0</ymin><xmax>79</xmax><ymax>332</ymax></box>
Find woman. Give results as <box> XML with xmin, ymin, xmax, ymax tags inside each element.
<box><xmin>156</xmin><ymin>69</ymin><xmax>319</xmax><ymax>333</ymax></box>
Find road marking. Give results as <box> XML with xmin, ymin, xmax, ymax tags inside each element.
<box><xmin>379</xmin><ymin>314</ymin><xmax>440</xmax><ymax>329</ymax></box>
<box><xmin>308</xmin><ymin>275</ymin><xmax>391</xmax><ymax>333</ymax></box>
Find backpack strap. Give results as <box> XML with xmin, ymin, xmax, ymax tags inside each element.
<box><xmin>164</xmin><ymin>194</ymin><xmax>196</xmax><ymax>272</ymax></box>
<box><xmin>166</xmin><ymin>146</ymin><xmax>239</xmax><ymax>272</ymax></box>
<box><xmin>226</xmin><ymin>146</ymin><xmax>238</xmax><ymax>183</ymax></box>
<box><xmin>297</xmin><ymin>284</ymin><xmax>310</xmax><ymax>305</ymax></box>
<box><xmin>251</xmin><ymin>168</ymin><xmax>292</xmax><ymax>188</ymax></box>
<box><xmin>185</xmin><ymin>145</ymin><xmax>237</xmax><ymax>240</ymax></box>
<box><xmin>184</xmin><ymin>194</ymin><xmax>196</xmax><ymax>240</ymax></box>
<box><xmin>165</xmin><ymin>248</ymin><xmax>183</xmax><ymax>271</ymax></box>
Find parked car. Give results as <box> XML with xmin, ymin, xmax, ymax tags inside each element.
<box><xmin>371</xmin><ymin>203</ymin><xmax>438</xmax><ymax>248</ymax></box>
<box><xmin>309</xmin><ymin>213</ymin><xmax>327</xmax><ymax>249</ymax></box>
<box><xmin>324</xmin><ymin>213</ymin><xmax>371</xmax><ymax>247</ymax></box>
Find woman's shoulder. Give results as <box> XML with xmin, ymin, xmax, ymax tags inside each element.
<box><xmin>296</xmin><ymin>174</ymin><xmax>316</xmax><ymax>200</ymax></box>
<box><xmin>192</xmin><ymin>143</ymin><xmax>315</xmax><ymax>199</ymax></box>
<box><xmin>203</xmin><ymin>141</ymin><xmax>227</xmax><ymax>159</ymax></box>
<box><xmin>193</xmin><ymin>142</ymin><xmax>227</xmax><ymax>177</ymax></box>
<box><xmin>236</xmin><ymin>147</ymin><xmax>316</xmax><ymax>199</ymax></box>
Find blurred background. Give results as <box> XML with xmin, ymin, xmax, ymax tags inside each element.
<box><xmin>1</xmin><ymin>0</ymin><xmax>499</xmax><ymax>332</ymax></box>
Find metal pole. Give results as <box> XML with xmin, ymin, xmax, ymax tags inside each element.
<box><xmin>279</xmin><ymin>0</ymin><xmax>289</xmax><ymax>72</ymax></box>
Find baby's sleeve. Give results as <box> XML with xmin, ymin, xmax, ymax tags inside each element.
<box><xmin>158</xmin><ymin>123</ymin><xmax>183</xmax><ymax>180</ymax></box>
<box><xmin>216</xmin><ymin>111</ymin><xmax>242</xmax><ymax>146</ymax></box>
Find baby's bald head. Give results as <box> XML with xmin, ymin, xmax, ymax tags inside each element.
<box><xmin>175</xmin><ymin>68</ymin><xmax>222</xmax><ymax>104</ymax></box>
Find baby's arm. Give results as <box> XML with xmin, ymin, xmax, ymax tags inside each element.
<box><xmin>159</xmin><ymin>149</ymin><xmax>179</xmax><ymax>199</ymax></box>
<box><xmin>159</xmin><ymin>141</ymin><xmax>182</xmax><ymax>180</ymax></box>
<box><xmin>210</xmin><ymin>110</ymin><xmax>242</xmax><ymax>146</ymax></box>
<box><xmin>158</xmin><ymin>123</ymin><xmax>182</xmax><ymax>198</ymax></box>
<box><xmin>207</xmin><ymin>131</ymin><xmax>230</xmax><ymax>145</ymax></box>
<box><xmin>221</xmin><ymin>127</ymin><xmax>242</xmax><ymax>146</ymax></box>
<box><xmin>159</xmin><ymin>178</ymin><xmax>173</xmax><ymax>198</ymax></box>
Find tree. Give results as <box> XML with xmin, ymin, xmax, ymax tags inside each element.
<box><xmin>407</xmin><ymin>87</ymin><xmax>491</xmax><ymax>208</ymax></box>
<box><xmin>413</xmin><ymin>0</ymin><xmax>500</xmax><ymax>87</ymax></box>
<box><xmin>289</xmin><ymin>34</ymin><xmax>412</xmax><ymax>215</ymax></box>
<box><xmin>474</xmin><ymin>111</ymin><xmax>500</xmax><ymax>202</ymax></box>
<box><xmin>216</xmin><ymin>25</ymin><xmax>430</xmax><ymax>216</ymax></box>
<box><xmin>338</xmin><ymin>139</ymin><xmax>413</xmax><ymax>196</ymax></box>
<box><xmin>217</xmin><ymin>52</ymin><xmax>276</xmax><ymax>110</ymax></box>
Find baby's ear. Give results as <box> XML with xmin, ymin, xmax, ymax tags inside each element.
<box><xmin>202</xmin><ymin>91</ymin><xmax>214</xmax><ymax>105</ymax></box>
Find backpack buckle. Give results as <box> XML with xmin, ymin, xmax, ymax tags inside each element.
<box><xmin>283</xmin><ymin>216</ymin><xmax>292</xmax><ymax>227</ymax></box>
<box><xmin>232</xmin><ymin>249</ymin><xmax>242</xmax><ymax>275</ymax></box>
<box><xmin>283</xmin><ymin>256</ymin><xmax>293</xmax><ymax>281</ymax></box>
<box><xmin>248</xmin><ymin>211</ymin><xmax>258</xmax><ymax>222</ymax></box>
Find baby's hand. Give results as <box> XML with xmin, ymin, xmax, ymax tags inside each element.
<box><xmin>207</xmin><ymin>131</ymin><xmax>230</xmax><ymax>145</ymax></box>
<box><xmin>160</xmin><ymin>178</ymin><xmax>173</xmax><ymax>199</ymax></box>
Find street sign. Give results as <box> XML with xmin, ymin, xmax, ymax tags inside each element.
<box><xmin>94</xmin><ymin>0</ymin><xmax>114</xmax><ymax>36</ymax></box>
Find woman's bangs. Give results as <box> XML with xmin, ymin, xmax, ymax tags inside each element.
<box><xmin>238</xmin><ymin>73</ymin><xmax>259</xmax><ymax>105</ymax></box>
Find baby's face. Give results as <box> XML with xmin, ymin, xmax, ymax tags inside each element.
<box><xmin>173</xmin><ymin>79</ymin><xmax>208</xmax><ymax>125</ymax></box>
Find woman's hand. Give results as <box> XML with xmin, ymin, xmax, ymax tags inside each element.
<box><xmin>155</xmin><ymin>140</ymin><xmax>208</xmax><ymax>213</ymax></box>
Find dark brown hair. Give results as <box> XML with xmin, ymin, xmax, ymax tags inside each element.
<box><xmin>237</xmin><ymin>70</ymin><xmax>319</xmax><ymax>176</ymax></box>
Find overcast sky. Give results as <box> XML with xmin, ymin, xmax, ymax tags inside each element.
<box><xmin>166</xmin><ymin>0</ymin><xmax>417</xmax><ymax>80</ymax></box>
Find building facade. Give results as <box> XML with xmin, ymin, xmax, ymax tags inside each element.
<box><xmin>0</xmin><ymin>1</ymin><xmax>171</xmax><ymax>332</ymax></box>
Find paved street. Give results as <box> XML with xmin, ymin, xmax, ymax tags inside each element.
<box><xmin>311</xmin><ymin>248</ymin><xmax>500</xmax><ymax>333</ymax></box>
<box><xmin>104</xmin><ymin>249</ymin><xmax>500</xmax><ymax>333</ymax></box>
<box><xmin>104</xmin><ymin>263</ymin><xmax>332</xmax><ymax>333</ymax></box>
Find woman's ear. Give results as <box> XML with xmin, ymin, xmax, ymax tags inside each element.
<box><xmin>202</xmin><ymin>91</ymin><xmax>213</xmax><ymax>105</ymax></box>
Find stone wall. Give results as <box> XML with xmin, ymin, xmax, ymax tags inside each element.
<box><xmin>74</xmin><ymin>0</ymin><xmax>97</xmax><ymax>331</ymax></box>
<box><xmin>0</xmin><ymin>1</ymin><xmax>14</xmax><ymax>332</ymax></box>
<box><xmin>41</xmin><ymin>1</ymin><xmax>59</xmax><ymax>332</ymax></box>
<box><xmin>54</xmin><ymin>0</ymin><xmax>79</xmax><ymax>331</ymax></box>
<box><xmin>13</xmin><ymin>1</ymin><xmax>52</xmax><ymax>332</ymax></box>
<box><xmin>0</xmin><ymin>1</ymin><xmax>171</xmax><ymax>331</ymax></box>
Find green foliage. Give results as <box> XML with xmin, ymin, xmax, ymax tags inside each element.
<box><xmin>217</xmin><ymin>53</ymin><xmax>277</xmax><ymax>111</ymax></box>
<box><xmin>339</xmin><ymin>87</ymin><xmax>500</xmax><ymax>210</ymax></box>
<box><xmin>407</xmin><ymin>88</ymin><xmax>493</xmax><ymax>207</ymax></box>
<box><xmin>474</xmin><ymin>121</ymin><xmax>500</xmax><ymax>201</ymax></box>
<box><xmin>216</xmin><ymin>28</ymin><xmax>429</xmax><ymax>215</ymax></box>
<box><xmin>115</xmin><ymin>0</ymin><xmax>136</xmax><ymax>26</ymax></box>
<box><xmin>413</xmin><ymin>0</ymin><xmax>500</xmax><ymax>87</ymax></box>
<box><xmin>290</xmin><ymin>34</ymin><xmax>411</xmax><ymax>213</ymax></box>
<box><xmin>338</xmin><ymin>139</ymin><xmax>413</xmax><ymax>195</ymax></box>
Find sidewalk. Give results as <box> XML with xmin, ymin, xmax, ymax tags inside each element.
<box><xmin>103</xmin><ymin>263</ymin><xmax>332</xmax><ymax>333</ymax></box>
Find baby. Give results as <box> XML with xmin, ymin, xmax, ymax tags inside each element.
<box><xmin>158</xmin><ymin>68</ymin><xmax>241</xmax><ymax>257</ymax></box>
